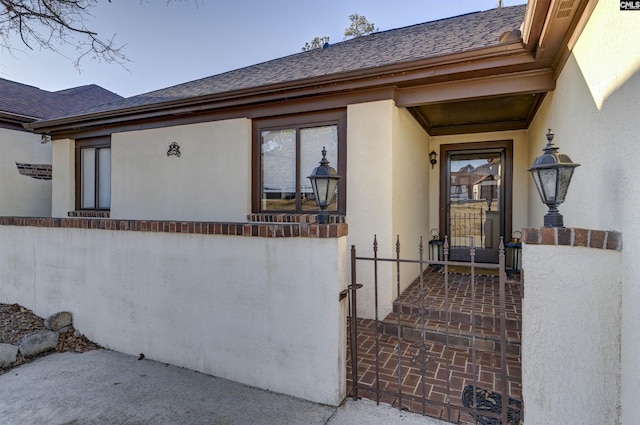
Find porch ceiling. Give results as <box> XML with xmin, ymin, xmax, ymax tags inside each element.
<box><xmin>408</xmin><ymin>92</ymin><xmax>545</xmax><ymax>136</ymax></box>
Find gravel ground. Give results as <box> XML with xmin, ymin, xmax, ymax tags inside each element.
<box><xmin>0</xmin><ymin>303</ymin><xmax>101</xmax><ymax>375</ymax></box>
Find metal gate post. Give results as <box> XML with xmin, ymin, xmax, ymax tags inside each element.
<box><xmin>349</xmin><ymin>244</ymin><xmax>359</xmax><ymax>401</ymax></box>
<box><xmin>499</xmin><ymin>238</ymin><xmax>509</xmax><ymax>424</ymax></box>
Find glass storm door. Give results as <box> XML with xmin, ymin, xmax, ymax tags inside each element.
<box><xmin>440</xmin><ymin>142</ymin><xmax>512</xmax><ymax>263</ymax></box>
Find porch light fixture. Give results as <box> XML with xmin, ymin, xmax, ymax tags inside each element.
<box><xmin>505</xmin><ymin>231</ymin><xmax>522</xmax><ymax>274</ymax></box>
<box><xmin>528</xmin><ymin>129</ymin><xmax>580</xmax><ymax>228</ymax></box>
<box><xmin>307</xmin><ymin>147</ymin><xmax>341</xmax><ymax>224</ymax></box>
<box><xmin>429</xmin><ymin>150</ymin><xmax>438</xmax><ymax>169</ymax></box>
<box><xmin>428</xmin><ymin>228</ymin><xmax>444</xmax><ymax>263</ymax></box>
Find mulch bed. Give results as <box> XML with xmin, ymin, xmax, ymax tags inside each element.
<box><xmin>0</xmin><ymin>303</ymin><xmax>102</xmax><ymax>376</ymax></box>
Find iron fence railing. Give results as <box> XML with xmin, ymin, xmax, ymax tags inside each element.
<box><xmin>450</xmin><ymin>209</ymin><xmax>484</xmax><ymax>248</ymax></box>
<box><xmin>348</xmin><ymin>236</ymin><xmax>522</xmax><ymax>424</ymax></box>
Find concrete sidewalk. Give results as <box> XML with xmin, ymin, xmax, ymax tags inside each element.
<box><xmin>0</xmin><ymin>350</ymin><xmax>448</xmax><ymax>425</ymax></box>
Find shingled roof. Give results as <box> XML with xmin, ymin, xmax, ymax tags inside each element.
<box><xmin>47</xmin><ymin>4</ymin><xmax>526</xmax><ymax>120</ymax></box>
<box><xmin>0</xmin><ymin>78</ymin><xmax>123</xmax><ymax>121</ymax></box>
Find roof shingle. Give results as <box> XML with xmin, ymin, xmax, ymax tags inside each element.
<box><xmin>36</xmin><ymin>4</ymin><xmax>526</xmax><ymax>121</ymax></box>
<box><xmin>0</xmin><ymin>78</ymin><xmax>123</xmax><ymax>120</ymax></box>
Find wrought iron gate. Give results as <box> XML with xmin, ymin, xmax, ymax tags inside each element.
<box><xmin>347</xmin><ymin>236</ymin><xmax>523</xmax><ymax>424</ymax></box>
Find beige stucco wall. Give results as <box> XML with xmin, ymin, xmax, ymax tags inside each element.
<box><xmin>51</xmin><ymin>138</ymin><xmax>74</xmax><ymax>218</ymax></box>
<box><xmin>347</xmin><ymin>100</ymin><xmax>430</xmax><ymax>319</ymax></box>
<box><xmin>391</xmin><ymin>106</ymin><xmax>431</xmax><ymax>294</ymax></box>
<box><xmin>0</xmin><ymin>128</ymin><xmax>51</xmax><ymax>217</ymax></box>
<box><xmin>0</xmin><ymin>225</ymin><xmax>348</xmax><ymax>406</ymax></box>
<box><xmin>527</xmin><ymin>2</ymin><xmax>640</xmax><ymax>423</ymax></box>
<box><xmin>522</xmin><ymin>243</ymin><xmax>621</xmax><ymax>425</ymax></box>
<box><xmin>112</xmin><ymin>119</ymin><xmax>251</xmax><ymax>221</ymax></box>
<box><xmin>51</xmin><ymin>119</ymin><xmax>251</xmax><ymax>220</ymax></box>
<box><xmin>430</xmin><ymin>130</ymin><xmax>529</xmax><ymax>240</ymax></box>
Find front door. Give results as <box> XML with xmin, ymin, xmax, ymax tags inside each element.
<box><xmin>439</xmin><ymin>141</ymin><xmax>512</xmax><ymax>263</ymax></box>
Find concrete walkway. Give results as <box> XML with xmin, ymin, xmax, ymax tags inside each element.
<box><xmin>0</xmin><ymin>350</ymin><xmax>448</xmax><ymax>425</ymax></box>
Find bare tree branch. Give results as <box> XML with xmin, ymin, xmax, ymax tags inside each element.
<box><xmin>0</xmin><ymin>0</ymin><xmax>128</xmax><ymax>69</ymax></box>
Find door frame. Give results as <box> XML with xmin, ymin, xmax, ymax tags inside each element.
<box><xmin>439</xmin><ymin>140</ymin><xmax>513</xmax><ymax>247</ymax></box>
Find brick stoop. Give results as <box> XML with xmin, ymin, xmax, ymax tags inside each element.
<box><xmin>379</xmin><ymin>312</ymin><xmax>521</xmax><ymax>356</ymax></box>
<box><xmin>378</xmin><ymin>267</ymin><xmax>522</xmax><ymax>355</ymax></box>
<box><xmin>347</xmin><ymin>266</ymin><xmax>523</xmax><ymax>423</ymax></box>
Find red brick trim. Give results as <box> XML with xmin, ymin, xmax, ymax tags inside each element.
<box><xmin>0</xmin><ymin>217</ymin><xmax>348</xmax><ymax>239</ymax></box>
<box><xmin>15</xmin><ymin>163</ymin><xmax>52</xmax><ymax>180</ymax></box>
<box><xmin>247</xmin><ymin>213</ymin><xmax>346</xmax><ymax>224</ymax></box>
<box><xmin>68</xmin><ymin>210</ymin><xmax>111</xmax><ymax>218</ymax></box>
<box><xmin>522</xmin><ymin>227</ymin><xmax>622</xmax><ymax>251</ymax></box>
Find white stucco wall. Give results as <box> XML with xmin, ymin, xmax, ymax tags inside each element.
<box><xmin>528</xmin><ymin>3</ymin><xmax>640</xmax><ymax>423</ymax></box>
<box><xmin>522</xmin><ymin>243</ymin><xmax>621</xmax><ymax>425</ymax></box>
<box><xmin>347</xmin><ymin>100</ymin><xmax>430</xmax><ymax>319</ymax></box>
<box><xmin>430</xmin><ymin>130</ymin><xmax>529</xmax><ymax>240</ymax></box>
<box><xmin>0</xmin><ymin>225</ymin><xmax>347</xmax><ymax>406</ymax></box>
<box><xmin>0</xmin><ymin>128</ymin><xmax>51</xmax><ymax>217</ymax></box>
<box><xmin>111</xmin><ymin>119</ymin><xmax>251</xmax><ymax>221</ymax></box>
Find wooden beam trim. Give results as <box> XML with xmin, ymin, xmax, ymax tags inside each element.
<box><xmin>428</xmin><ymin>121</ymin><xmax>528</xmax><ymax>136</ymax></box>
<box><xmin>396</xmin><ymin>69</ymin><xmax>555</xmax><ymax>107</ymax></box>
<box><xmin>522</xmin><ymin>0</ymin><xmax>553</xmax><ymax>51</ymax></box>
<box><xmin>48</xmin><ymin>87</ymin><xmax>396</xmax><ymax>140</ymax></box>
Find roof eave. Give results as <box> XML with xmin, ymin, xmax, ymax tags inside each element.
<box><xmin>0</xmin><ymin>111</ymin><xmax>39</xmax><ymax>124</ymax></box>
<box><xmin>27</xmin><ymin>41</ymin><xmax>530</xmax><ymax>135</ymax></box>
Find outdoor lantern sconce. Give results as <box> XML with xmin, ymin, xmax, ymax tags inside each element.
<box><xmin>528</xmin><ymin>129</ymin><xmax>580</xmax><ymax>228</ymax></box>
<box><xmin>307</xmin><ymin>147</ymin><xmax>341</xmax><ymax>224</ymax></box>
<box><xmin>428</xmin><ymin>228</ymin><xmax>444</xmax><ymax>263</ymax></box>
<box><xmin>429</xmin><ymin>150</ymin><xmax>438</xmax><ymax>169</ymax></box>
<box><xmin>505</xmin><ymin>231</ymin><xmax>522</xmax><ymax>274</ymax></box>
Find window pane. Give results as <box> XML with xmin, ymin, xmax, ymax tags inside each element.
<box><xmin>556</xmin><ymin>167</ymin><xmax>574</xmax><ymax>204</ymax></box>
<box><xmin>300</xmin><ymin>125</ymin><xmax>338</xmax><ymax>211</ymax></box>
<box><xmin>81</xmin><ymin>148</ymin><xmax>96</xmax><ymax>209</ymax></box>
<box><xmin>97</xmin><ymin>148</ymin><xmax>111</xmax><ymax>209</ymax></box>
<box><xmin>261</xmin><ymin>129</ymin><xmax>296</xmax><ymax>210</ymax></box>
<box><xmin>537</xmin><ymin>169</ymin><xmax>557</xmax><ymax>203</ymax></box>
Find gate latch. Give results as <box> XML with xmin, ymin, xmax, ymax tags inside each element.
<box><xmin>339</xmin><ymin>283</ymin><xmax>363</xmax><ymax>301</ymax></box>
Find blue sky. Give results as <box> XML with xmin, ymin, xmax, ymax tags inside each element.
<box><xmin>0</xmin><ymin>0</ymin><xmax>526</xmax><ymax>98</ymax></box>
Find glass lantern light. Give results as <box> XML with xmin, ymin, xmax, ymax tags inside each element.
<box><xmin>528</xmin><ymin>130</ymin><xmax>580</xmax><ymax>228</ymax></box>
<box><xmin>307</xmin><ymin>147</ymin><xmax>341</xmax><ymax>224</ymax></box>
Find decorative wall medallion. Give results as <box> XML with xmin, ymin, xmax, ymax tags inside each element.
<box><xmin>167</xmin><ymin>142</ymin><xmax>181</xmax><ymax>157</ymax></box>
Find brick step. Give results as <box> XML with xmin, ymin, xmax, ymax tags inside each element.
<box><xmin>379</xmin><ymin>312</ymin><xmax>521</xmax><ymax>356</ymax></box>
<box><xmin>392</xmin><ymin>301</ymin><xmax>521</xmax><ymax>332</ymax></box>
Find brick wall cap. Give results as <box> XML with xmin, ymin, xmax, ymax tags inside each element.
<box><xmin>0</xmin><ymin>217</ymin><xmax>348</xmax><ymax>239</ymax></box>
<box><xmin>521</xmin><ymin>227</ymin><xmax>622</xmax><ymax>251</ymax></box>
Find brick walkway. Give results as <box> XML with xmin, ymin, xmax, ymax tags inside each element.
<box><xmin>346</xmin><ymin>267</ymin><xmax>523</xmax><ymax>424</ymax></box>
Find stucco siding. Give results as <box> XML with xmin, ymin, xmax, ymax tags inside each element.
<box><xmin>347</xmin><ymin>100</ymin><xmax>395</xmax><ymax>318</ymax></box>
<box><xmin>391</xmin><ymin>106</ymin><xmax>430</xmax><ymax>296</ymax></box>
<box><xmin>0</xmin><ymin>128</ymin><xmax>51</xmax><ymax>217</ymax></box>
<box><xmin>111</xmin><ymin>119</ymin><xmax>251</xmax><ymax>221</ymax></box>
<box><xmin>528</xmin><ymin>2</ymin><xmax>640</xmax><ymax>423</ymax></box>
<box><xmin>0</xmin><ymin>225</ymin><xmax>347</xmax><ymax>406</ymax></box>
<box><xmin>522</xmin><ymin>243</ymin><xmax>621</xmax><ymax>425</ymax></box>
<box><xmin>51</xmin><ymin>138</ymin><xmax>74</xmax><ymax>218</ymax></box>
<box><xmin>347</xmin><ymin>100</ymin><xmax>430</xmax><ymax>318</ymax></box>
